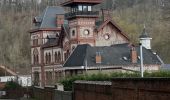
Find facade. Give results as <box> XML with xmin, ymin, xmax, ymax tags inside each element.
<box><xmin>30</xmin><ymin>0</ymin><xmax>162</xmax><ymax>87</ymax></box>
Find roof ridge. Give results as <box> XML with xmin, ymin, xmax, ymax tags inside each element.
<box><xmin>40</xmin><ymin>6</ymin><xmax>49</xmax><ymax>28</ymax></box>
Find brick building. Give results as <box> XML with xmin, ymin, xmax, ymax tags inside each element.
<box><xmin>29</xmin><ymin>0</ymin><xmax>162</xmax><ymax>87</ymax></box>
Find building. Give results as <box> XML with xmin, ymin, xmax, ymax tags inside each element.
<box><xmin>29</xmin><ymin>0</ymin><xmax>162</xmax><ymax>87</ymax></box>
<box><xmin>63</xmin><ymin>43</ymin><xmax>161</xmax><ymax>75</ymax></box>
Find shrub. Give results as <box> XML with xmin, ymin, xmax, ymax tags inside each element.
<box><xmin>4</xmin><ymin>81</ymin><xmax>22</xmax><ymax>90</ymax></box>
<box><xmin>60</xmin><ymin>71</ymin><xmax>170</xmax><ymax>91</ymax></box>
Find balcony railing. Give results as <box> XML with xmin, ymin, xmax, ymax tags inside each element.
<box><xmin>62</xmin><ymin>0</ymin><xmax>102</xmax><ymax>6</ymax></box>
<box><xmin>65</xmin><ymin>11</ymin><xmax>99</xmax><ymax>19</ymax></box>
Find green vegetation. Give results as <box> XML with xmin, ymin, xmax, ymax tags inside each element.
<box><xmin>60</xmin><ymin>71</ymin><xmax>170</xmax><ymax>91</ymax></box>
<box><xmin>4</xmin><ymin>81</ymin><xmax>22</xmax><ymax>90</ymax></box>
<box><xmin>0</xmin><ymin>0</ymin><xmax>169</xmax><ymax>72</ymax></box>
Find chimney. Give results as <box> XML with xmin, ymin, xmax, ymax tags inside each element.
<box><xmin>101</xmin><ymin>9</ymin><xmax>113</xmax><ymax>22</ymax></box>
<box><xmin>131</xmin><ymin>47</ymin><xmax>137</xmax><ymax>63</ymax></box>
<box><xmin>96</xmin><ymin>52</ymin><xmax>102</xmax><ymax>64</ymax></box>
<box><xmin>56</xmin><ymin>15</ymin><xmax>64</xmax><ymax>28</ymax></box>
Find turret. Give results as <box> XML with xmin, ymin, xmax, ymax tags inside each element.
<box><xmin>61</xmin><ymin>0</ymin><xmax>102</xmax><ymax>19</ymax></box>
<box><xmin>139</xmin><ymin>26</ymin><xmax>152</xmax><ymax>49</ymax></box>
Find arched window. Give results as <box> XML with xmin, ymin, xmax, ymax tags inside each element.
<box><xmin>33</xmin><ymin>48</ymin><xmax>39</xmax><ymax>64</ymax></box>
<box><xmin>36</xmin><ymin>55</ymin><xmax>39</xmax><ymax>64</ymax></box>
<box><xmin>54</xmin><ymin>52</ymin><xmax>58</xmax><ymax>63</ymax></box>
<box><xmin>45</xmin><ymin>53</ymin><xmax>48</xmax><ymax>64</ymax></box>
<box><xmin>58</xmin><ymin>51</ymin><xmax>61</xmax><ymax>62</ymax></box>
<box><xmin>33</xmin><ymin>55</ymin><xmax>36</xmax><ymax>64</ymax></box>
<box><xmin>34</xmin><ymin>72</ymin><xmax>40</xmax><ymax>86</ymax></box>
<box><xmin>49</xmin><ymin>53</ymin><xmax>51</xmax><ymax>64</ymax></box>
<box><xmin>72</xmin><ymin>30</ymin><xmax>75</xmax><ymax>36</ymax></box>
<box><xmin>64</xmin><ymin>50</ymin><xmax>70</xmax><ymax>61</ymax></box>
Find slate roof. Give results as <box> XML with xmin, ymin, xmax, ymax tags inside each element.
<box><xmin>64</xmin><ymin>44</ymin><xmax>162</xmax><ymax>67</ymax></box>
<box><xmin>33</xmin><ymin>6</ymin><xmax>65</xmax><ymax>29</ymax></box>
<box><xmin>161</xmin><ymin>64</ymin><xmax>170</xmax><ymax>70</ymax></box>
<box><xmin>42</xmin><ymin>35</ymin><xmax>60</xmax><ymax>48</ymax></box>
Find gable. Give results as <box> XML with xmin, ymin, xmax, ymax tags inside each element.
<box><xmin>97</xmin><ymin>19</ymin><xmax>129</xmax><ymax>41</ymax></box>
<box><xmin>95</xmin><ymin>20</ymin><xmax>130</xmax><ymax>46</ymax></box>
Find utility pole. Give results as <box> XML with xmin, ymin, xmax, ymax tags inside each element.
<box><xmin>140</xmin><ymin>43</ymin><xmax>144</xmax><ymax>78</ymax></box>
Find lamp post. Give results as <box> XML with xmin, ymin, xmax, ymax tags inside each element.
<box><xmin>139</xmin><ymin>43</ymin><xmax>144</xmax><ymax>78</ymax></box>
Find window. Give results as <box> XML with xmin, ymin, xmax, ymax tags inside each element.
<box><xmin>34</xmin><ymin>72</ymin><xmax>39</xmax><ymax>86</ymax></box>
<box><xmin>45</xmin><ymin>52</ymin><xmax>51</xmax><ymax>64</ymax></box>
<box><xmin>49</xmin><ymin>53</ymin><xmax>51</xmax><ymax>63</ymax></box>
<box><xmin>84</xmin><ymin>29</ymin><xmax>90</xmax><ymax>35</ymax></box>
<box><xmin>33</xmin><ymin>48</ymin><xmax>39</xmax><ymax>64</ymax></box>
<box><xmin>104</xmin><ymin>34</ymin><xmax>110</xmax><ymax>40</ymax></box>
<box><xmin>88</xmin><ymin>6</ymin><xmax>92</xmax><ymax>11</ymax></box>
<box><xmin>83</xmin><ymin>6</ymin><xmax>88</xmax><ymax>11</ymax></box>
<box><xmin>58</xmin><ymin>51</ymin><xmax>61</xmax><ymax>62</ymax></box>
<box><xmin>78</xmin><ymin>5</ymin><xmax>82</xmax><ymax>11</ymax></box>
<box><xmin>64</xmin><ymin>50</ymin><xmax>70</xmax><ymax>61</ymax></box>
<box><xmin>54</xmin><ymin>52</ymin><xmax>57</xmax><ymax>63</ymax></box>
<box><xmin>46</xmin><ymin>71</ymin><xmax>52</xmax><ymax>85</ymax></box>
<box><xmin>45</xmin><ymin>53</ymin><xmax>48</xmax><ymax>64</ymax></box>
<box><xmin>72</xmin><ymin>30</ymin><xmax>75</xmax><ymax>36</ymax></box>
<box><xmin>33</xmin><ymin>39</ymin><xmax>38</xmax><ymax>46</ymax></box>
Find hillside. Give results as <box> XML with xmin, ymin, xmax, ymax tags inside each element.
<box><xmin>0</xmin><ymin>0</ymin><xmax>169</xmax><ymax>74</ymax></box>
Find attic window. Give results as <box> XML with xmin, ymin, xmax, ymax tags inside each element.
<box><xmin>138</xmin><ymin>56</ymin><xmax>141</xmax><ymax>60</ymax></box>
<box><xmin>123</xmin><ymin>57</ymin><xmax>128</xmax><ymax>61</ymax></box>
<box><xmin>104</xmin><ymin>34</ymin><xmax>110</xmax><ymax>40</ymax></box>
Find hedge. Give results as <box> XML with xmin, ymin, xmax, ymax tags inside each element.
<box><xmin>60</xmin><ymin>71</ymin><xmax>170</xmax><ymax>91</ymax></box>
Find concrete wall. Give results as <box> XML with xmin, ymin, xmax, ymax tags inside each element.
<box><xmin>33</xmin><ymin>86</ymin><xmax>55</xmax><ymax>100</ymax></box>
<box><xmin>73</xmin><ymin>81</ymin><xmax>112</xmax><ymax>100</ymax></box>
<box><xmin>33</xmin><ymin>86</ymin><xmax>72</xmax><ymax>100</ymax></box>
<box><xmin>111</xmin><ymin>78</ymin><xmax>170</xmax><ymax>100</ymax></box>
<box><xmin>54</xmin><ymin>90</ymin><xmax>72</xmax><ymax>100</ymax></box>
<box><xmin>33</xmin><ymin>78</ymin><xmax>170</xmax><ymax>100</ymax></box>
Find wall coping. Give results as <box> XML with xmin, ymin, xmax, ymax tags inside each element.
<box><xmin>112</xmin><ymin>77</ymin><xmax>170</xmax><ymax>81</ymax></box>
<box><xmin>74</xmin><ymin>80</ymin><xmax>112</xmax><ymax>85</ymax></box>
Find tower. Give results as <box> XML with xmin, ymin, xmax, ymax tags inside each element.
<box><xmin>62</xmin><ymin>0</ymin><xmax>102</xmax><ymax>50</ymax></box>
<box><xmin>139</xmin><ymin>27</ymin><xmax>152</xmax><ymax>49</ymax></box>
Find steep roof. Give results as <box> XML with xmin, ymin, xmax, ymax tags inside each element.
<box><xmin>64</xmin><ymin>44</ymin><xmax>162</xmax><ymax>67</ymax></box>
<box><xmin>33</xmin><ymin>6</ymin><xmax>65</xmax><ymax>29</ymax></box>
<box><xmin>96</xmin><ymin>19</ymin><xmax>130</xmax><ymax>41</ymax></box>
<box><xmin>161</xmin><ymin>64</ymin><xmax>170</xmax><ymax>70</ymax></box>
